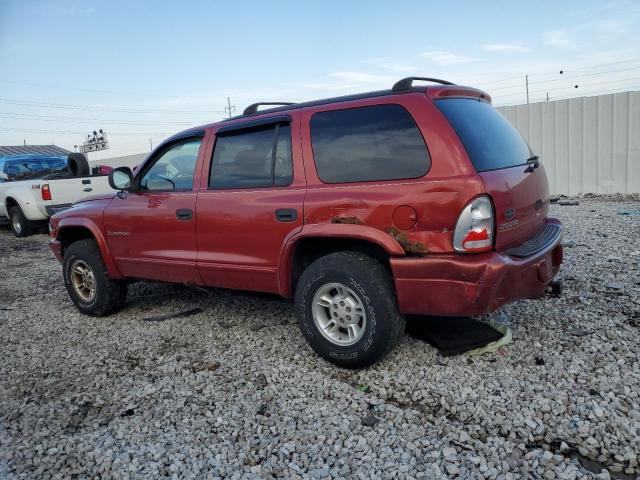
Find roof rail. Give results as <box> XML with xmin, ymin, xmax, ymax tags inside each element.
<box><xmin>243</xmin><ymin>102</ymin><xmax>295</xmax><ymax>115</ymax></box>
<box><xmin>391</xmin><ymin>77</ymin><xmax>454</xmax><ymax>92</ymax></box>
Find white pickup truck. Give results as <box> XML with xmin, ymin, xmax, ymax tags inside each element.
<box><xmin>0</xmin><ymin>153</ymin><xmax>115</xmax><ymax>237</ymax></box>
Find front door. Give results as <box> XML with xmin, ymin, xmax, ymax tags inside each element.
<box><xmin>196</xmin><ymin>113</ymin><xmax>305</xmax><ymax>293</ymax></box>
<box><xmin>104</xmin><ymin>135</ymin><xmax>206</xmax><ymax>283</ymax></box>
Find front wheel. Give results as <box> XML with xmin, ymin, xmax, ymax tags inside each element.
<box><xmin>63</xmin><ymin>239</ymin><xmax>127</xmax><ymax>316</ymax></box>
<box><xmin>294</xmin><ymin>251</ymin><xmax>405</xmax><ymax>368</ymax></box>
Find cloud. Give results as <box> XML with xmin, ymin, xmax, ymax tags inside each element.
<box><xmin>543</xmin><ymin>30</ymin><xmax>576</xmax><ymax>48</ymax></box>
<box><xmin>596</xmin><ymin>19</ymin><xmax>628</xmax><ymax>35</ymax></box>
<box><xmin>362</xmin><ymin>58</ymin><xmax>418</xmax><ymax>73</ymax></box>
<box><xmin>421</xmin><ymin>50</ymin><xmax>476</xmax><ymax>65</ymax></box>
<box><xmin>483</xmin><ymin>44</ymin><xmax>530</xmax><ymax>53</ymax></box>
<box><xmin>326</xmin><ymin>71</ymin><xmax>394</xmax><ymax>84</ymax></box>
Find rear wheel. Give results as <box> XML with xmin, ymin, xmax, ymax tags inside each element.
<box><xmin>295</xmin><ymin>251</ymin><xmax>405</xmax><ymax>368</ymax></box>
<box><xmin>9</xmin><ymin>206</ymin><xmax>32</xmax><ymax>238</ymax></box>
<box><xmin>63</xmin><ymin>239</ymin><xmax>127</xmax><ymax>316</ymax></box>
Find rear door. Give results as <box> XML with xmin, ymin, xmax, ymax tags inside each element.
<box><xmin>195</xmin><ymin>113</ymin><xmax>305</xmax><ymax>293</ymax></box>
<box><xmin>434</xmin><ymin>98</ymin><xmax>549</xmax><ymax>250</ymax></box>
<box><xmin>103</xmin><ymin>134</ymin><xmax>206</xmax><ymax>283</ymax></box>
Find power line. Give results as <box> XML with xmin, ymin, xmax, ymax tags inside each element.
<box><xmin>494</xmin><ymin>85</ymin><xmax>640</xmax><ymax>107</ymax></box>
<box><xmin>0</xmin><ymin>112</ymin><xmax>200</xmax><ymax>126</ymax></box>
<box><xmin>0</xmin><ymin>78</ymin><xmax>221</xmax><ymax>99</ymax></box>
<box><xmin>0</xmin><ymin>127</ymin><xmax>173</xmax><ymax>136</ymax></box>
<box><xmin>495</xmin><ymin>75</ymin><xmax>640</xmax><ymax>99</ymax></box>
<box><xmin>472</xmin><ymin>57</ymin><xmax>640</xmax><ymax>89</ymax></box>
<box><xmin>0</xmin><ymin>98</ymin><xmax>224</xmax><ymax>115</ymax></box>
<box><xmin>487</xmin><ymin>65</ymin><xmax>640</xmax><ymax>94</ymax></box>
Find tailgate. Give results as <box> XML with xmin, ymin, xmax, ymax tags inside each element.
<box><xmin>47</xmin><ymin>176</ymin><xmax>115</xmax><ymax>205</ymax></box>
<box><xmin>479</xmin><ymin>164</ymin><xmax>549</xmax><ymax>250</ymax></box>
<box><xmin>434</xmin><ymin>97</ymin><xmax>550</xmax><ymax>251</ymax></box>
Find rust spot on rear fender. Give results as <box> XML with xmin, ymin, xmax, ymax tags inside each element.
<box><xmin>331</xmin><ymin>216</ymin><xmax>363</xmax><ymax>225</ymax></box>
<box><xmin>385</xmin><ymin>227</ymin><xmax>428</xmax><ymax>256</ymax></box>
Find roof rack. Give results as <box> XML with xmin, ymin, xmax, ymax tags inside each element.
<box><xmin>243</xmin><ymin>102</ymin><xmax>295</xmax><ymax>115</ymax></box>
<box><xmin>391</xmin><ymin>77</ymin><xmax>454</xmax><ymax>92</ymax></box>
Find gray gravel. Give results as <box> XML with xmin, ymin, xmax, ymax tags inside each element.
<box><xmin>1</xmin><ymin>196</ymin><xmax>639</xmax><ymax>479</ymax></box>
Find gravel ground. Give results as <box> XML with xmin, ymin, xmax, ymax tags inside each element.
<box><xmin>1</xmin><ymin>196</ymin><xmax>639</xmax><ymax>480</ymax></box>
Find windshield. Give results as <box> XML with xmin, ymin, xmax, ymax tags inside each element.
<box><xmin>435</xmin><ymin>98</ymin><xmax>533</xmax><ymax>172</ymax></box>
<box><xmin>0</xmin><ymin>155</ymin><xmax>68</xmax><ymax>182</ymax></box>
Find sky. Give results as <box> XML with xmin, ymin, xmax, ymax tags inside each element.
<box><xmin>0</xmin><ymin>0</ymin><xmax>639</xmax><ymax>159</ymax></box>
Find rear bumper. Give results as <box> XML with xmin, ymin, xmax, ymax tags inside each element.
<box><xmin>391</xmin><ymin>219</ymin><xmax>563</xmax><ymax>316</ymax></box>
<box><xmin>45</xmin><ymin>204</ymin><xmax>73</xmax><ymax>217</ymax></box>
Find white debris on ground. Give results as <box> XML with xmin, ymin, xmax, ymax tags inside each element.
<box><xmin>0</xmin><ymin>196</ymin><xmax>638</xmax><ymax>480</ymax></box>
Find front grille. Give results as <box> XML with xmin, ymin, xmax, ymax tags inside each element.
<box><xmin>504</xmin><ymin>223</ymin><xmax>561</xmax><ymax>258</ymax></box>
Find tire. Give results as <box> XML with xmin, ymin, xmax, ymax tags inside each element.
<box><xmin>294</xmin><ymin>251</ymin><xmax>405</xmax><ymax>368</ymax></box>
<box><xmin>63</xmin><ymin>239</ymin><xmax>127</xmax><ymax>316</ymax></box>
<box><xmin>8</xmin><ymin>206</ymin><xmax>32</xmax><ymax>237</ymax></box>
<box><xmin>67</xmin><ymin>153</ymin><xmax>90</xmax><ymax>177</ymax></box>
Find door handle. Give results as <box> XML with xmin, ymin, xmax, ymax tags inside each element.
<box><xmin>83</xmin><ymin>187</ymin><xmax>93</xmax><ymax>192</ymax></box>
<box><xmin>82</xmin><ymin>179</ymin><xmax>91</xmax><ymax>185</ymax></box>
<box><xmin>275</xmin><ymin>208</ymin><xmax>298</xmax><ymax>222</ymax></box>
<box><xmin>176</xmin><ymin>208</ymin><xmax>193</xmax><ymax>220</ymax></box>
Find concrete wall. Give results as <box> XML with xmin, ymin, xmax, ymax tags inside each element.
<box><xmin>497</xmin><ymin>91</ymin><xmax>640</xmax><ymax>195</ymax></box>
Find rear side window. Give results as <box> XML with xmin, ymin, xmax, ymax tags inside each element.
<box><xmin>435</xmin><ymin>98</ymin><xmax>532</xmax><ymax>172</ymax></box>
<box><xmin>310</xmin><ymin>104</ymin><xmax>430</xmax><ymax>183</ymax></box>
<box><xmin>209</xmin><ymin>123</ymin><xmax>292</xmax><ymax>189</ymax></box>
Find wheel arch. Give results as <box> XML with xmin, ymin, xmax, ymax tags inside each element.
<box><xmin>57</xmin><ymin>218</ymin><xmax>123</xmax><ymax>279</ymax></box>
<box><xmin>5</xmin><ymin>196</ymin><xmax>19</xmax><ymax>209</ymax></box>
<box><xmin>278</xmin><ymin>224</ymin><xmax>405</xmax><ymax>297</ymax></box>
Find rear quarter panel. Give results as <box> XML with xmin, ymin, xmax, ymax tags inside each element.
<box><xmin>0</xmin><ymin>180</ymin><xmax>51</xmax><ymax>220</ymax></box>
<box><xmin>298</xmin><ymin>92</ymin><xmax>485</xmax><ymax>254</ymax></box>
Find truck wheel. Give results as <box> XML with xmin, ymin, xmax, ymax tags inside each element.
<box><xmin>294</xmin><ymin>251</ymin><xmax>405</xmax><ymax>368</ymax></box>
<box><xmin>8</xmin><ymin>206</ymin><xmax>32</xmax><ymax>237</ymax></box>
<box><xmin>63</xmin><ymin>239</ymin><xmax>127</xmax><ymax>316</ymax></box>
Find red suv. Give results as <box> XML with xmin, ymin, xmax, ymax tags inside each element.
<box><xmin>49</xmin><ymin>77</ymin><xmax>563</xmax><ymax>368</ymax></box>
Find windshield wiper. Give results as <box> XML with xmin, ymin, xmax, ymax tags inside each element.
<box><xmin>524</xmin><ymin>155</ymin><xmax>539</xmax><ymax>173</ymax></box>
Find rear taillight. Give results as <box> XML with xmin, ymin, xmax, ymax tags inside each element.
<box><xmin>41</xmin><ymin>184</ymin><xmax>52</xmax><ymax>201</ymax></box>
<box><xmin>453</xmin><ymin>195</ymin><xmax>494</xmax><ymax>253</ymax></box>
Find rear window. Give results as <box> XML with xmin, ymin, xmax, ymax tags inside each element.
<box><xmin>310</xmin><ymin>104</ymin><xmax>430</xmax><ymax>183</ymax></box>
<box><xmin>0</xmin><ymin>156</ymin><xmax>68</xmax><ymax>182</ymax></box>
<box><xmin>435</xmin><ymin>98</ymin><xmax>532</xmax><ymax>172</ymax></box>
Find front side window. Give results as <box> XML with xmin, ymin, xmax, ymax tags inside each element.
<box><xmin>209</xmin><ymin>123</ymin><xmax>292</xmax><ymax>189</ymax></box>
<box><xmin>310</xmin><ymin>104</ymin><xmax>430</xmax><ymax>184</ymax></box>
<box><xmin>139</xmin><ymin>138</ymin><xmax>202</xmax><ymax>191</ymax></box>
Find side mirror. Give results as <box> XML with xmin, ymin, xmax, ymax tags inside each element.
<box><xmin>108</xmin><ymin>166</ymin><xmax>134</xmax><ymax>191</ymax></box>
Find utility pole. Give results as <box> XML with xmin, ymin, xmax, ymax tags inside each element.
<box><xmin>525</xmin><ymin>75</ymin><xmax>529</xmax><ymax>104</ymax></box>
<box><xmin>149</xmin><ymin>138</ymin><xmax>153</xmax><ymax>152</ymax></box>
<box><xmin>225</xmin><ymin>97</ymin><xmax>235</xmax><ymax>118</ymax></box>
<box><xmin>546</xmin><ymin>92</ymin><xmax>549</xmax><ymax>102</ymax></box>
